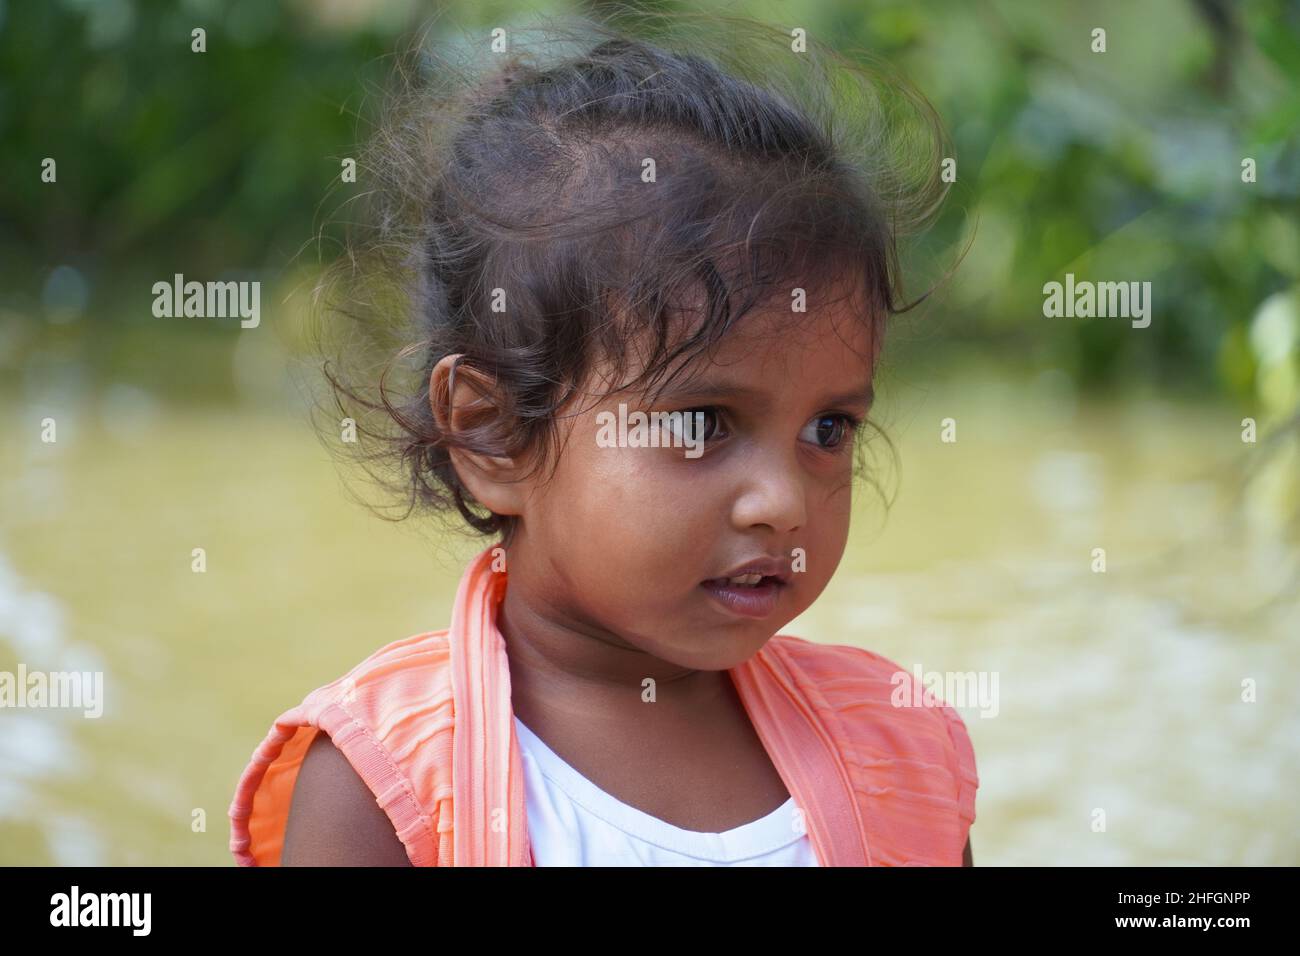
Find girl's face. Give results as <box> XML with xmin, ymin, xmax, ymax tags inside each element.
<box><xmin>505</xmin><ymin>296</ymin><xmax>879</xmax><ymax>673</ymax></box>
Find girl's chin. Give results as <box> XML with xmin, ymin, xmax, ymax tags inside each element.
<box><xmin>653</xmin><ymin>631</ymin><xmax>781</xmax><ymax>671</ymax></box>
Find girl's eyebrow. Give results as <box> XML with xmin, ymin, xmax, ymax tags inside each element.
<box><xmin>658</xmin><ymin>379</ymin><xmax>875</xmax><ymax>408</ymax></box>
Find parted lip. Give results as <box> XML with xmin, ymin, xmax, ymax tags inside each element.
<box><xmin>704</xmin><ymin>556</ymin><xmax>791</xmax><ymax>585</ymax></box>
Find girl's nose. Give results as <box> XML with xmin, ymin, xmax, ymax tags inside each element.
<box><xmin>729</xmin><ymin>453</ymin><xmax>807</xmax><ymax>534</ymax></box>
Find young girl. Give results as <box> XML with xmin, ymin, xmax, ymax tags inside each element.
<box><xmin>229</xmin><ymin>12</ymin><xmax>977</xmax><ymax>867</ymax></box>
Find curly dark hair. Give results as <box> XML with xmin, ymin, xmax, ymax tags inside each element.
<box><xmin>307</xmin><ymin>7</ymin><xmax>955</xmax><ymax>552</ymax></box>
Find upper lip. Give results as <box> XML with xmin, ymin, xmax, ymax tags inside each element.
<box><xmin>706</xmin><ymin>556</ymin><xmax>791</xmax><ymax>585</ymax></box>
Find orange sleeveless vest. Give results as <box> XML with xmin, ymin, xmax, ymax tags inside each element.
<box><xmin>229</xmin><ymin>545</ymin><xmax>978</xmax><ymax>866</ymax></box>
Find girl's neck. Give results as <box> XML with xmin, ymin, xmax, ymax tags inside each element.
<box><xmin>497</xmin><ymin>574</ymin><xmax>733</xmax><ymax>728</ymax></box>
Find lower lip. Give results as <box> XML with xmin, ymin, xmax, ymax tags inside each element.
<box><xmin>700</xmin><ymin>578</ymin><xmax>784</xmax><ymax>618</ymax></box>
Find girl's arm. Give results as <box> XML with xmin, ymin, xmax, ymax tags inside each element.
<box><xmin>962</xmin><ymin>838</ymin><xmax>973</xmax><ymax>866</ymax></box>
<box><xmin>280</xmin><ymin>732</ymin><xmax>414</xmax><ymax>866</ymax></box>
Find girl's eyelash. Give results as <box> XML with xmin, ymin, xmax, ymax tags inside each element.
<box><xmin>678</xmin><ymin>407</ymin><xmax>866</xmax><ymax>451</ymax></box>
<box><xmin>820</xmin><ymin>412</ymin><xmax>867</xmax><ymax>451</ymax></box>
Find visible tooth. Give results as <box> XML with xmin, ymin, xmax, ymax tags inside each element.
<box><xmin>727</xmin><ymin>573</ymin><xmax>764</xmax><ymax>586</ymax></box>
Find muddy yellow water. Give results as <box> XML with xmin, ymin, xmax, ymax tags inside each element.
<box><xmin>1</xmin><ymin>364</ymin><xmax>1296</xmax><ymax>865</ymax></box>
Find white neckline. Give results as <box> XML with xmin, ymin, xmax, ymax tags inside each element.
<box><xmin>512</xmin><ymin>714</ymin><xmax>808</xmax><ymax>862</ymax></box>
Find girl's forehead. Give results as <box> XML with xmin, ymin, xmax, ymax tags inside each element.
<box><xmin>688</xmin><ymin>311</ymin><xmax>877</xmax><ymax>397</ymax></box>
<box><xmin>587</xmin><ymin>299</ymin><xmax>878</xmax><ymax>406</ymax></box>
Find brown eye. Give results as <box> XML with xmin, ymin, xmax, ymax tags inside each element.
<box><xmin>801</xmin><ymin>414</ymin><xmax>860</xmax><ymax>450</ymax></box>
<box><xmin>674</xmin><ymin>407</ymin><xmax>723</xmax><ymax>443</ymax></box>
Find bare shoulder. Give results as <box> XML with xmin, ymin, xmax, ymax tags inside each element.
<box><xmin>280</xmin><ymin>731</ymin><xmax>412</xmax><ymax>866</ymax></box>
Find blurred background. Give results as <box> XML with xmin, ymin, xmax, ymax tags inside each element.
<box><xmin>1</xmin><ymin>0</ymin><xmax>1297</xmax><ymax>865</ymax></box>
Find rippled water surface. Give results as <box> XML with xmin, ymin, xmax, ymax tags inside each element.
<box><xmin>1</xmin><ymin>369</ymin><xmax>1296</xmax><ymax>865</ymax></box>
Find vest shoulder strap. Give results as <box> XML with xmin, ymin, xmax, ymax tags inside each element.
<box><xmin>229</xmin><ymin>630</ymin><xmax>456</xmax><ymax>866</ymax></box>
<box><xmin>767</xmin><ymin>635</ymin><xmax>979</xmax><ymax>865</ymax></box>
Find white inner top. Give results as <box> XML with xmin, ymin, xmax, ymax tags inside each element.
<box><xmin>513</xmin><ymin>714</ymin><xmax>820</xmax><ymax>866</ymax></box>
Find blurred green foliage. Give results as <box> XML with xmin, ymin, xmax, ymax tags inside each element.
<box><xmin>1</xmin><ymin>0</ymin><xmax>1297</xmax><ymax>415</ymax></box>
<box><xmin>1</xmin><ymin>0</ymin><xmax>402</xmax><ymax>290</ymax></box>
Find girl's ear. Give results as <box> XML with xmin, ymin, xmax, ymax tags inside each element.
<box><xmin>429</xmin><ymin>354</ymin><xmax>531</xmax><ymax>518</ymax></box>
